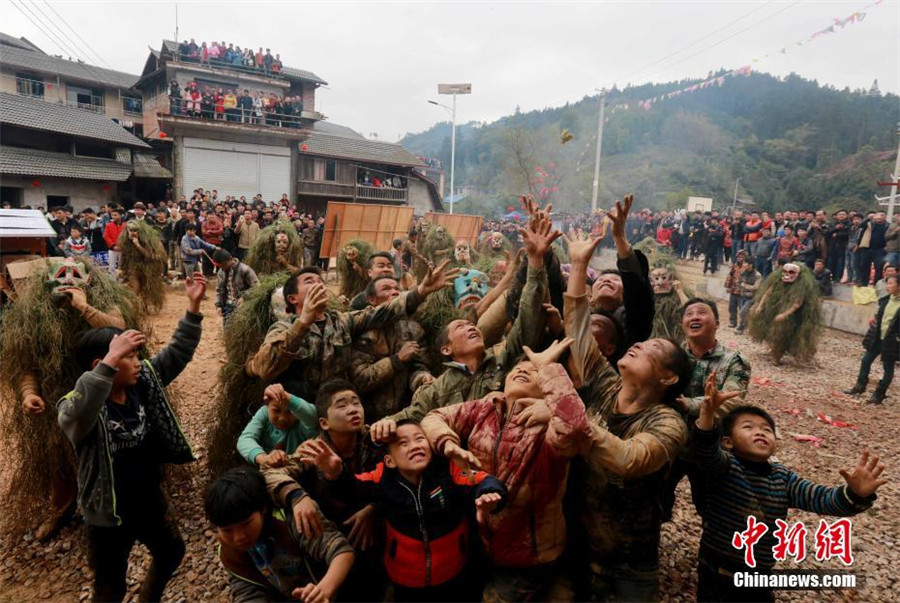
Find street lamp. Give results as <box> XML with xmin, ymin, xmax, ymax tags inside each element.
<box><xmin>429</xmin><ymin>83</ymin><xmax>471</xmax><ymax>214</ymax></box>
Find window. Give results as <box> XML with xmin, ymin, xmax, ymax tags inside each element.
<box><xmin>46</xmin><ymin>195</ymin><xmax>69</xmax><ymax>210</ymax></box>
<box><xmin>16</xmin><ymin>73</ymin><xmax>44</xmax><ymax>98</ymax></box>
<box><xmin>123</xmin><ymin>96</ymin><xmax>143</xmax><ymax>115</ymax></box>
<box><xmin>313</xmin><ymin>158</ymin><xmax>325</xmax><ymax>181</ymax></box>
<box><xmin>66</xmin><ymin>84</ymin><xmax>103</xmax><ymax>112</ymax></box>
<box><xmin>0</xmin><ymin>187</ymin><xmax>23</xmax><ymax>208</ymax></box>
<box><xmin>325</xmin><ymin>160</ymin><xmax>336</xmax><ymax>182</ymax></box>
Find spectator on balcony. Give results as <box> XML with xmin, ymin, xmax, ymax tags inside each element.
<box><xmin>239</xmin><ymin>90</ymin><xmax>254</xmax><ymax>123</ymax></box>
<box><xmin>169</xmin><ymin>80</ymin><xmax>182</xmax><ymax>115</ymax></box>
<box><xmin>178</xmin><ymin>40</ymin><xmax>190</xmax><ymax>58</ymax></box>
<box><xmin>244</xmin><ymin>47</ymin><xmax>255</xmax><ymax>68</ymax></box>
<box><xmin>201</xmin><ymin>88</ymin><xmax>215</xmax><ymax>120</ymax></box>
<box><xmin>291</xmin><ymin>96</ymin><xmax>303</xmax><ymax>119</ymax></box>
<box><xmin>186</xmin><ymin>83</ymin><xmax>201</xmax><ymax>117</ymax></box>
<box><xmin>272</xmin><ymin>54</ymin><xmax>283</xmax><ymax>75</ymax></box>
<box><xmin>255</xmin><ymin>47</ymin><xmax>265</xmax><ymax>69</ymax></box>
<box><xmin>372</xmin><ymin>176</ymin><xmax>383</xmax><ymax>188</ymax></box>
<box><xmin>214</xmin><ymin>89</ymin><xmax>225</xmax><ymax>121</ymax></box>
<box><xmin>252</xmin><ymin>91</ymin><xmax>264</xmax><ymax>125</ymax></box>
<box><xmin>208</xmin><ymin>41</ymin><xmax>220</xmax><ymax>63</ymax></box>
<box><xmin>188</xmin><ymin>38</ymin><xmax>200</xmax><ymax>61</ymax></box>
<box><xmin>232</xmin><ymin>46</ymin><xmax>245</xmax><ymax>67</ymax></box>
<box><xmin>224</xmin><ymin>90</ymin><xmax>238</xmax><ymax>122</ymax></box>
<box><xmin>224</xmin><ymin>44</ymin><xmax>234</xmax><ymax>64</ymax></box>
<box><xmin>201</xmin><ymin>42</ymin><xmax>209</xmax><ymax>64</ymax></box>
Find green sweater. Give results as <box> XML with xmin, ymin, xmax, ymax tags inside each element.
<box><xmin>237</xmin><ymin>394</ymin><xmax>318</xmax><ymax>465</ymax></box>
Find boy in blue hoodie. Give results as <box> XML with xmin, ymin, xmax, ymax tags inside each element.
<box><xmin>58</xmin><ymin>273</ymin><xmax>206</xmax><ymax>602</ymax></box>
<box><xmin>237</xmin><ymin>383</ymin><xmax>318</xmax><ymax>468</ymax></box>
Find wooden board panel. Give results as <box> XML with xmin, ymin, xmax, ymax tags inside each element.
<box><xmin>424</xmin><ymin>212</ymin><xmax>484</xmax><ymax>245</ymax></box>
<box><xmin>321</xmin><ymin>202</ymin><xmax>415</xmax><ymax>259</ymax></box>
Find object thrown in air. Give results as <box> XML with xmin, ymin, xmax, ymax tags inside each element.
<box><xmin>560</xmin><ymin>128</ymin><xmax>574</xmax><ymax>144</ymax></box>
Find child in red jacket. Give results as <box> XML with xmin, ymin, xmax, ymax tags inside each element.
<box><xmin>300</xmin><ymin>420</ymin><xmax>506</xmax><ymax>602</ymax></box>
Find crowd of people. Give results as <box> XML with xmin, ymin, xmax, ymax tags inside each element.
<box><xmin>168</xmin><ymin>80</ymin><xmax>304</xmax><ymax>127</ymax></box>
<box><xmin>41</xmin><ymin>191</ymin><xmax>326</xmax><ymax>279</ymax></box>
<box><xmin>5</xmin><ymin>193</ymin><xmax>893</xmax><ymax>603</ymax></box>
<box><xmin>176</xmin><ymin>38</ymin><xmax>285</xmax><ymax>76</ymax></box>
<box><xmin>633</xmin><ymin>207</ymin><xmax>900</xmax><ymax>287</ymax></box>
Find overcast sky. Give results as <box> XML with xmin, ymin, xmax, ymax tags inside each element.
<box><xmin>3</xmin><ymin>0</ymin><xmax>898</xmax><ymax>141</ymax></box>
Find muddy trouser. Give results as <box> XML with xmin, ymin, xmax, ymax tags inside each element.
<box><xmin>738</xmin><ymin>297</ymin><xmax>754</xmax><ymax>329</ymax></box>
<box><xmin>590</xmin><ymin>558</ymin><xmax>659</xmax><ymax>602</ymax></box>
<box><xmin>728</xmin><ymin>293</ymin><xmax>741</xmax><ymax>326</ymax></box>
<box><xmin>107</xmin><ymin>250</ymin><xmax>121</xmax><ymax>276</ymax></box>
<box><xmin>85</xmin><ymin>490</ymin><xmax>184</xmax><ymax>603</ymax></box>
<box><xmin>167</xmin><ymin>241</ymin><xmax>178</xmax><ymax>271</ymax></box>
<box><xmin>303</xmin><ymin>247</ymin><xmax>315</xmax><ymax>268</ymax></box>
<box><xmin>482</xmin><ymin>562</ymin><xmax>557</xmax><ymax>603</ymax></box>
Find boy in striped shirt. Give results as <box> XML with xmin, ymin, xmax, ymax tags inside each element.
<box><xmin>691</xmin><ymin>373</ymin><xmax>886</xmax><ymax>602</ymax></box>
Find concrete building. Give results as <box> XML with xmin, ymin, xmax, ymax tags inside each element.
<box><xmin>0</xmin><ymin>32</ymin><xmax>171</xmax><ymax>208</ymax></box>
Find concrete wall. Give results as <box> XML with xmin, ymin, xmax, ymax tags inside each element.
<box><xmin>1</xmin><ymin>175</ymin><xmax>119</xmax><ymax>212</ymax></box>
<box><xmin>698</xmin><ymin>275</ymin><xmax>873</xmax><ymax>336</ymax></box>
<box><xmin>407</xmin><ymin>178</ymin><xmax>436</xmax><ymax>216</ymax></box>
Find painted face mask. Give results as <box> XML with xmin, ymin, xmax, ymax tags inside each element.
<box><xmin>46</xmin><ymin>258</ymin><xmax>90</xmax><ymax>302</ymax></box>
<box><xmin>650</xmin><ymin>267</ymin><xmax>674</xmax><ymax>295</ymax></box>
<box><xmin>275</xmin><ymin>232</ymin><xmax>289</xmax><ymax>254</ymax></box>
<box><xmin>454</xmin><ymin>268</ymin><xmax>489</xmax><ymax>309</ymax></box>
<box><xmin>490</xmin><ymin>232</ymin><xmax>504</xmax><ymax>249</ymax></box>
<box><xmin>455</xmin><ymin>241</ymin><xmax>471</xmax><ymax>263</ymax></box>
<box><xmin>782</xmin><ymin>264</ymin><xmax>800</xmax><ymax>284</ymax></box>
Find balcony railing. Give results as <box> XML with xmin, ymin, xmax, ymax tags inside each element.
<box><xmin>356</xmin><ymin>184</ymin><xmax>407</xmax><ymax>202</ymax></box>
<box><xmin>298</xmin><ymin>180</ymin><xmax>355</xmax><ymax>197</ymax></box>
<box><xmin>15</xmin><ymin>76</ymin><xmax>44</xmax><ymax>99</ymax></box>
<box><xmin>171</xmin><ymin>51</ymin><xmax>288</xmax><ymax>81</ymax></box>
<box><xmin>164</xmin><ymin>97</ymin><xmax>316</xmax><ymax>129</ymax></box>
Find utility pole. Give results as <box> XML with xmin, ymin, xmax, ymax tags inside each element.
<box><xmin>875</xmin><ymin>124</ymin><xmax>900</xmax><ymax>217</ymax></box>
<box><xmin>590</xmin><ymin>89</ymin><xmax>606</xmax><ymax>212</ymax></box>
<box><xmin>730</xmin><ymin>178</ymin><xmax>741</xmax><ymax>214</ymax></box>
<box><xmin>433</xmin><ymin>84</ymin><xmax>471</xmax><ymax>215</ymax></box>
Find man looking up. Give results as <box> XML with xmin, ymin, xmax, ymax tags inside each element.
<box><xmin>349</xmin><ymin>252</ymin><xmax>399</xmax><ymax>310</ymax></box>
<box><xmin>370</xmin><ymin>207</ymin><xmax>558</xmax><ymax>440</ymax></box>
<box><xmin>247</xmin><ymin>262</ymin><xmax>457</xmax><ymax>401</ymax></box>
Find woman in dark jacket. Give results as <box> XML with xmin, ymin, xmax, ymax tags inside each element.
<box><xmin>844</xmin><ymin>274</ymin><xmax>900</xmax><ymax>404</ymax></box>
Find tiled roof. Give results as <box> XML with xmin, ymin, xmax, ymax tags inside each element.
<box><xmin>303</xmin><ymin>122</ymin><xmax>424</xmax><ymax>167</ymax></box>
<box><xmin>0</xmin><ymin>146</ymin><xmax>133</xmax><ymax>181</ymax></box>
<box><xmin>160</xmin><ymin>40</ymin><xmax>327</xmax><ymax>85</ymax></box>
<box><xmin>0</xmin><ymin>43</ymin><xmax>139</xmax><ymax>88</ymax></box>
<box><xmin>0</xmin><ymin>92</ymin><xmax>150</xmax><ymax>148</ymax></box>
<box><xmin>0</xmin><ymin>32</ymin><xmax>43</xmax><ymax>53</ymax></box>
<box><xmin>132</xmin><ymin>153</ymin><xmax>173</xmax><ymax>178</ymax></box>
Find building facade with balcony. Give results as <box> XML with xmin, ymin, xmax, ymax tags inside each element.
<box><xmin>134</xmin><ymin>41</ymin><xmax>328</xmax><ymax>202</ymax></box>
<box><xmin>298</xmin><ymin>122</ymin><xmax>443</xmax><ymax>216</ymax></box>
<box><xmin>0</xmin><ymin>32</ymin><xmax>172</xmax><ymax>207</ymax></box>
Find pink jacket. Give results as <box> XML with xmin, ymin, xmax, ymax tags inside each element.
<box><xmin>421</xmin><ymin>363</ymin><xmax>589</xmax><ymax>568</ymax></box>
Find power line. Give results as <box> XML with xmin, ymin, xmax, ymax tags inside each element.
<box><xmin>609</xmin><ymin>1</ymin><xmax>776</xmax><ymax>88</ymax></box>
<box><xmin>25</xmin><ymin>0</ymin><xmax>110</xmax><ymax>82</ymax></box>
<box><xmin>41</xmin><ymin>0</ymin><xmax>113</xmax><ymax>69</ymax></box>
<box><xmin>640</xmin><ymin>0</ymin><xmax>803</xmax><ymax>82</ymax></box>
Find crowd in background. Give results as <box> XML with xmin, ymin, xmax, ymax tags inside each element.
<box><xmin>168</xmin><ymin>80</ymin><xmax>304</xmax><ymax>127</ymax></box>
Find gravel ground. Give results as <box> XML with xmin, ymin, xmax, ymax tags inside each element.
<box><xmin>1</xmin><ymin>284</ymin><xmax>897</xmax><ymax>602</ymax></box>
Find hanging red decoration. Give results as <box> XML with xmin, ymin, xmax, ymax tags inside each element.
<box><xmin>300</xmin><ymin>143</ymin><xmax>308</xmax><ymax>151</ymax></box>
<box><xmin>102</xmin><ymin>185</ymin><xmax>110</xmax><ymax>191</ymax></box>
<box><xmin>159</xmin><ymin>131</ymin><xmax>167</xmax><ymax>138</ymax></box>
<box><xmin>31</xmin><ymin>180</ymin><xmax>41</xmax><ymax>187</ymax></box>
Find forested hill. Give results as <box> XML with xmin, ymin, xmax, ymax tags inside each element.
<box><xmin>400</xmin><ymin>72</ymin><xmax>899</xmax><ymax>217</ymax></box>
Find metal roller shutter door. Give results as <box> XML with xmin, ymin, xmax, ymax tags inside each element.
<box><xmin>182</xmin><ymin>138</ymin><xmax>290</xmax><ymax>201</ymax></box>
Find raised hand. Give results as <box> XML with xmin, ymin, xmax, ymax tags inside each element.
<box><xmin>105</xmin><ymin>330</ymin><xmax>146</xmax><ymax>365</ymax></box>
<box><xmin>522</xmin><ymin>337</ymin><xmax>574</xmax><ymax>370</ymax></box>
<box><xmin>475</xmin><ymin>492</ymin><xmax>503</xmax><ymax>525</ymax></box>
<box><xmin>513</xmin><ymin>397</ymin><xmax>551</xmax><ymax>428</ymax></box>
<box><xmin>263</xmin><ymin>383</ymin><xmax>289</xmax><ymax>405</ymax></box>
<box><xmin>839</xmin><ymin>449</ymin><xmax>887</xmax><ymax>498</ymax></box>
<box><xmin>185</xmin><ymin>272</ymin><xmax>207</xmax><ymax>313</ymax></box>
<box><xmin>296</xmin><ymin>439</ymin><xmax>343</xmax><ymax>479</ymax></box>
<box><xmin>257</xmin><ymin>449</ymin><xmax>288</xmax><ymax>468</ymax></box>
<box><xmin>370</xmin><ymin>418</ymin><xmax>397</xmax><ymax>443</ymax></box>
<box><xmin>396</xmin><ymin>341</ymin><xmax>421</xmax><ymax>363</ymax></box>
<box><xmin>519</xmin><ymin>216</ymin><xmax>562</xmax><ymax>266</ymax></box>
<box><xmin>22</xmin><ymin>393</ymin><xmax>46</xmax><ymax>415</ymax></box>
<box><xmin>58</xmin><ymin>286</ymin><xmax>88</xmax><ymax>313</ymax></box>
<box><xmin>443</xmin><ymin>441</ymin><xmax>483</xmax><ymax>471</ymax></box>
<box><xmin>299</xmin><ymin>283</ymin><xmax>329</xmax><ymax>326</ymax></box>
<box><xmin>563</xmin><ymin>230</ymin><xmax>603</xmax><ymax>266</ymax></box>
<box><xmin>696</xmin><ymin>371</ymin><xmax>743</xmax><ymax>430</ymax></box>
<box><xmin>607</xmin><ymin>194</ymin><xmax>634</xmax><ymax>241</ymax></box>
<box><xmin>418</xmin><ymin>259</ymin><xmax>460</xmax><ymax>296</ymax></box>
